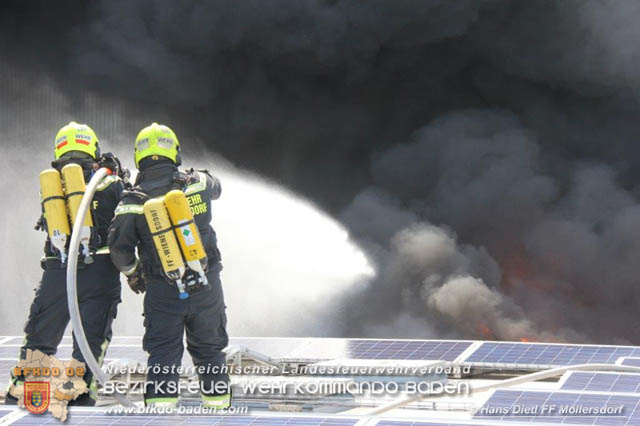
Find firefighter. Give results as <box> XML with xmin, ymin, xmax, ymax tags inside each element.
<box><xmin>107</xmin><ymin>123</ymin><xmax>230</xmax><ymax>409</ymax></box>
<box><xmin>5</xmin><ymin>122</ymin><xmax>126</xmax><ymax>406</ymax></box>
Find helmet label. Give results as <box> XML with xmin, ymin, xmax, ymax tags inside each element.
<box><xmin>136</xmin><ymin>138</ymin><xmax>150</xmax><ymax>151</ymax></box>
<box><xmin>157</xmin><ymin>137</ymin><xmax>175</xmax><ymax>149</ymax></box>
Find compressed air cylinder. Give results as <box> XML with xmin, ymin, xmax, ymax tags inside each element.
<box><xmin>143</xmin><ymin>198</ymin><xmax>189</xmax><ymax>299</ymax></box>
<box><xmin>164</xmin><ymin>190</ymin><xmax>209</xmax><ymax>286</ymax></box>
<box><xmin>62</xmin><ymin>164</ymin><xmax>94</xmax><ymax>264</ymax></box>
<box><xmin>39</xmin><ymin>169</ymin><xmax>70</xmax><ymax>263</ymax></box>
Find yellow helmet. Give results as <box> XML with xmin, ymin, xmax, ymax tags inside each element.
<box><xmin>54</xmin><ymin>122</ymin><xmax>100</xmax><ymax>160</ymax></box>
<box><xmin>134</xmin><ymin>123</ymin><xmax>180</xmax><ymax>168</ymax></box>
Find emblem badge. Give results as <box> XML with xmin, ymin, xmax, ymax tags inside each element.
<box><xmin>24</xmin><ymin>381</ymin><xmax>50</xmax><ymax>414</ymax></box>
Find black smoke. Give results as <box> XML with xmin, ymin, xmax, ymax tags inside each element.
<box><xmin>3</xmin><ymin>0</ymin><xmax>640</xmax><ymax>343</ymax></box>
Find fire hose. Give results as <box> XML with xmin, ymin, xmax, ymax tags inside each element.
<box><xmin>66</xmin><ymin>167</ymin><xmax>134</xmax><ymax>407</ymax></box>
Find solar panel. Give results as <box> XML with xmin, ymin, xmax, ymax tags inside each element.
<box><xmin>0</xmin><ymin>343</ymin><xmax>136</xmax><ymax>360</ymax></box>
<box><xmin>561</xmin><ymin>371</ymin><xmax>640</xmax><ymax>394</ymax></box>
<box><xmin>7</xmin><ymin>411</ymin><xmax>360</xmax><ymax>426</ymax></box>
<box><xmin>0</xmin><ymin>346</ymin><xmax>22</xmax><ymax>358</ymax></box>
<box><xmin>344</xmin><ymin>340</ymin><xmax>471</xmax><ymax>361</ymax></box>
<box><xmin>464</xmin><ymin>341</ymin><xmax>640</xmax><ymax>367</ymax></box>
<box><xmin>228</xmin><ymin>337</ymin><xmax>324</xmax><ymax>360</ymax></box>
<box><xmin>0</xmin><ymin>336</ymin><xmax>144</xmax><ymax>346</ymax></box>
<box><xmin>0</xmin><ymin>345</ymin><xmax>188</xmax><ymax>366</ymax></box>
<box><xmin>232</xmin><ymin>338</ymin><xmax>473</xmax><ymax>362</ymax></box>
<box><xmin>0</xmin><ymin>359</ymin><xmax>19</xmax><ymax>371</ymax></box>
<box><xmin>1</xmin><ymin>345</ymin><xmax>148</xmax><ymax>361</ymax></box>
<box><xmin>620</xmin><ymin>358</ymin><xmax>640</xmax><ymax>367</ymax></box>
<box><xmin>376</xmin><ymin>421</ymin><xmax>505</xmax><ymax>426</ymax></box>
<box><xmin>475</xmin><ymin>389</ymin><xmax>640</xmax><ymax>425</ymax></box>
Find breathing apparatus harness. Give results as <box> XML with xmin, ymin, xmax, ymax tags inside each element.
<box><xmin>127</xmin><ymin>168</ymin><xmax>209</xmax><ymax>296</ymax></box>
<box><xmin>36</xmin><ymin>152</ymin><xmax>129</xmax><ymax>269</ymax></box>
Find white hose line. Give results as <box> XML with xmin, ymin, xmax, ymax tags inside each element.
<box><xmin>367</xmin><ymin>363</ymin><xmax>640</xmax><ymax>415</ymax></box>
<box><xmin>66</xmin><ymin>168</ymin><xmax>134</xmax><ymax>407</ymax></box>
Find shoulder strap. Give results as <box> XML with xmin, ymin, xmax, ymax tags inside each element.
<box><xmin>114</xmin><ymin>188</ymin><xmax>147</xmax><ymax>216</ymax></box>
<box><xmin>122</xmin><ymin>187</ymin><xmax>149</xmax><ymax>203</ymax></box>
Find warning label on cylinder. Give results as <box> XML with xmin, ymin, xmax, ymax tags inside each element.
<box><xmin>180</xmin><ymin>224</ymin><xmax>196</xmax><ymax>246</ymax></box>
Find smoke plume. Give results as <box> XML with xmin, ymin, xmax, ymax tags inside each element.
<box><xmin>3</xmin><ymin>0</ymin><xmax>640</xmax><ymax>343</ymax></box>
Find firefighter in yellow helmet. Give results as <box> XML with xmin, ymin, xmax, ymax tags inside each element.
<box><xmin>108</xmin><ymin>123</ymin><xmax>230</xmax><ymax>409</ymax></box>
<box><xmin>5</xmin><ymin>122</ymin><xmax>126</xmax><ymax>406</ymax></box>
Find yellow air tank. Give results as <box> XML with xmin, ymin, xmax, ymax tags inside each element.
<box><xmin>164</xmin><ymin>190</ymin><xmax>209</xmax><ymax>286</ymax></box>
<box><xmin>39</xmin><ymin>169</ymin><xmax>70</xmax><ymax>262</ymax></box>
<box><xmin>143</xmin><ymin>198</ymin><xmax>189</xmax><ymax>299</ymax></box>
<box><xmin>62</xmin><ymin>164</ymin><xmax>93</xmax><ymax>264</ymax></box>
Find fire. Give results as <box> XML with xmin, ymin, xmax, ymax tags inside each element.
<box><xmin>499</xmin><ymin>247</ymin><xmax>596</xmax><ymax>338</ymax></box>
<box><xmin>478</xmin><ymin>323</ymin><xmax>495</xmax><ymax>340</ymax></box>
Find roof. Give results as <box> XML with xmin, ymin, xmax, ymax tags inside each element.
<box><xmin>2</xmin><ymin>336</ymin><xmax>640</xmax><ymax>425</ymax></box>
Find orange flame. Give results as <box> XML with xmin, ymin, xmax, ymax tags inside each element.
<box><xmin>478</xmin><ymin>323</ymin><xmax>495</xmax><ymax>340</ymax></box>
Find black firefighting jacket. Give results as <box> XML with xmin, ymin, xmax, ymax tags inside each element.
<box><xmin>107</xmin><ymin>159</ymin><xmax>221</xmax><ymax>279</ymax></box>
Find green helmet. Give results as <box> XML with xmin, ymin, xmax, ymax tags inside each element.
<box><xmin>134</xmin><ymin>123</ymin><xmax>180</xmax><ymax>168</ymax></box>
<box><xmin>54</xmin><ymin>122</ymin><xmax>100</xmax><ymax>160</ymax></box>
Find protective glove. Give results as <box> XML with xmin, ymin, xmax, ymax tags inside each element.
<box><xmin>125</xmin><ymin>264</ymin><xmax>146</xmax><ymax>294</ymax></box>
<box><xmin>98</xmin><ymin>152</ymin><xmax>131</xmax><ymax>183</ymax></box>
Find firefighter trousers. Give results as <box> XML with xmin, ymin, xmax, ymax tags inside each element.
<box><xmin>142</xmin><ymin>262</ymin><xmax>229</xmax><ymax>403</ymax></box>
<box><xmin>9</xmin><ymin>254</ymin><xmax>121</xmax><ymax>405</ymax></box>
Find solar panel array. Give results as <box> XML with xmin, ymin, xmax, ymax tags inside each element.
<box><xmin>561</xmin><ymin>372</ymin><xmax>640</xmax><ymax>394</ymax></box>
<box><xmin>12</xmin><ymin>337</ymin><xmax>640</xmax><ymax>368</ymax></box>
<box><xmin>0</xmin><ymin>410</ymin><xmax>531</xmax><ymax>426</ymax></box>
<box><xmin>6</xmin><ymin>337</ymin><xmax>640</xmax><ymax>374</ymax></box>
<box><xmin>475</xmin><ymin>389</ymin><xmax>640</xmax><ymax>425</ymax></box>
<box><xmin>0</xmin><ymin>337</ymin><xmax>473</xmax><ymax>392</ymax></box>
<box><xmin>0</xmin><ymin>337</ymin><xmax>473</xmax><ymax>365</ymax></box>
<box><xmin>6</xmin><ymin>336</ymin><xmax>640</xmax><ymax>425</ymax></box>
<box><xmin>6</xmin><ymin>411</ymin><xmax>360</xmax><ymax>426</ymax></box>
<box><xmin>464</xmin><ymin>341</ymin><xmax>640</xmax><ymax>367</ymax></box>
